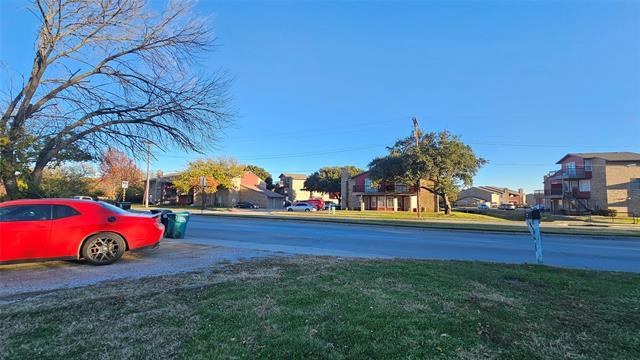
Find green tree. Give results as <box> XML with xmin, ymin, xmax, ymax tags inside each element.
<box><xmin>303</xmin><ymin>166</ymin><xmax>363</xmax><ymax>203</ymax></box>
<box><xmin>369</xmin><ymin>130</ymin><xmax>486</xmax><ymax>214</ymax></box>
<box><xmin>174</xmin><ymin>158</ymin><xmax>245</xmax><ymax>196</ymax></box>
<box><xmin>39</xmin><ymin>163</ymin><xmax>99</xmax><ymax>199</ymax></box>
<box><xmin>245</xmin><ymin>165</ymin><xmax>274</xmax><ymax>190</ymax></box>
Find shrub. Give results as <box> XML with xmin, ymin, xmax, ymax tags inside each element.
<box><xmin>597</xmin><ymin>209</ymin><xmax>617</xmax><ymax>217</ymax></box>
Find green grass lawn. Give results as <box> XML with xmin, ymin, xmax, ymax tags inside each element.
<box><xmin>2</xmin><ymin>257</ymin><xmax>639</xmax><ymax>359</ymax></box>
<box><xmin>275</xmin><ymin>209</ymin><xmax>510</xmax><ymax>222</ymax></box>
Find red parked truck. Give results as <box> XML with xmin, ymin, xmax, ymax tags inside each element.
<box><xmin>0</xmin><ymin>199</ymin><xmax>164</xmax><ymax>265</ymax></box>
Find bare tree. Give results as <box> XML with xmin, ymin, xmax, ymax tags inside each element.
<box><xmin>0</xmin><ymin>0</ymin><xmax>232</xmax><ymax>199</ymax></box>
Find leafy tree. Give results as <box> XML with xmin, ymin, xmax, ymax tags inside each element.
<box><xmin>97</xmin><ymin>149</ymin><xmax>144</xmax><ymax>201</ymax></box>
<box><xmin>39</xmin><ymin>163</ymin><xmax>99</xmax><ymax>199</ymax></box>
<box><xmin>245</xmin><ymin>165</ymin><xmax>275</xmax><ymax>190</ymax></box>
<box><xmin>174</xmin><ymin>158</ymin><xmax>245</xmax><ymax>195</ymax></box>
<box><xmin>0</xmin><ymin>0</ymin><xmax>231</xmax><ymax>199</ymax></box>
<box><xmin>304</xmin><ymin>166</ymin><xmax>363</xmax><ymax>203</ymax></box>
<box><xmin>369</xmin><ymin>130</ymin><xmax>486</xmax><ymax>214</ymax></box>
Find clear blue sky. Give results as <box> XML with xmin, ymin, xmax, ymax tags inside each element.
<box><xmin>1</xmin><ymin>1</ymin><xmax>639</xmax><ymax>192</ymax></box>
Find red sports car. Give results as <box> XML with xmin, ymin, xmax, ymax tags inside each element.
<box><xmin>0</xmin><ymin>199</ymin><xmax>164</xmax><ymax>265</ymax></box>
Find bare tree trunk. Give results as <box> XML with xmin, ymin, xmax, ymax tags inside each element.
<box><xmin>443</xmin><ymin>193</ymin><xmax>452</xmax><ymax>214</ymax></box>
<box><xmin>416</xmin><ymin>180</ymin><xmax>421</xmax><ymax>218</ymax></box>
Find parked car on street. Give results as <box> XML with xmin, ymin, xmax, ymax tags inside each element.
<box><xmin>304</xmin><ymin>199</ymin><xmax>325</xmax><ymax>210</ymax></box>
<box><xmin>0</xmin><ymin>199</ymin><xmax>164</xmax><ymax>265</ymax></box>
<box><xmin>236</xmin><ymin>201</ymin><xmax>259</xmax><ymax>209</ymax></box>
<box><xmin>499</xmin><ymin>203</ymin><xmax>516</xmax><ymax>210</ymax></box>
<box><xmin>71</xmin><ymin>195</ymin><xmax>93</xmax><ymax>200</ymax></box>
<box><xmin>286</xmin><ymin>202</ymin><xmax>317</xmax><ymax>212</ymax></box>
<box><xmin>324</xmin><ymin>201</ymin><xmax>339</xmax><ymax>210</ymax></box>
<box><xmin>477</xmin><ymin>203</ymin><xmax>490</xmax><ymax>210</ymax></box>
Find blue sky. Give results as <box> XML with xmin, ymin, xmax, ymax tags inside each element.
<box><xmin>1</xmin><ymin>1</ymin><xmax>639</xmax><ymax>192</ymax></box>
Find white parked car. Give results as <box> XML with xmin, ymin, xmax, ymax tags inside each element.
<box><xmin>71</xmin><ymin>195</ymin><xmax>93</xmax><ymax>200</ymax></box>
<box><xmin>286</xmin><ymin>202</ymin><xmax>317</xmax><ymax>212</ymax></box>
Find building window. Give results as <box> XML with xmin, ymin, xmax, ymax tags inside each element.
<box><xmin>630</xmin><ymin>179</ymin><xmax>640</xmax><ymax>191</ymax></box>
<box><xmin>584</xmin><ymin>159</ymin><xmax>592</xmax><ymax>171</ymax></box>
<box><xmin>566</xmin><ymin>162</ymin><xmax>576</xmax><ymax>176</ymax></box>
<box><xmin>378</xmin><ymin>196</ymin><xmax>386</xmax><ymax>208</ymax></box>
<box><xmin>364</xmin><ymin>178</ymin><xmax>376</xmax><ymax>193</ymax></box>
<box><xmin>395</xmin><ymin>183</ymin><xmax>408</xmax><ymax>193</ymax></box>
<box><xmin>370</xmin><ymin>196</ymin><xmax>376</xmax><ymax>208</ymax></box>
<box><xmin>579</xmin><ymin>180</ymin><xmax>591</xmax><ymax>192</ymax></box>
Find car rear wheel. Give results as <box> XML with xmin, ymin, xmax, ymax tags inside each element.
<box><xmin>305</xmin><ymin>209</ymin><xmax>310</xmax><ymax>212</ymax></box>
<box><xmin>81</xmin><ymin>233</ymin><xmax>126</xmax><ymax>265</ymax></box>
<box><xmin>288</xmin><ymin>208</ymin><xmax>293</xmax><ymax>212</ymax></box>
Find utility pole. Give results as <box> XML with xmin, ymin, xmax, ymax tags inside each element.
<box><xmin>143</xmin><ymin>141</ymin><xmax>151</xmax><ymax>208</ymax></box>
<box><xmin>413</xmin><ymin>117</ymin><xmax>421</xmax><ymax>219</ymax></box>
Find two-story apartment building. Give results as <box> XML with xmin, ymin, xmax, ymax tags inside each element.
<box><xmin>277</xmin><ymin>173</ymin><xmax>311</xmax><ymax>203</ymax></box>
<box><xmin>148</xmin><ymin>171</ymin><xmax>284</xmax><ymax>209</ymax></box>
<box><xmin>543</xmin><ymin>152</ymin><xmax>640</xmax><ymax>215</ymax></box>
<box><xmin>340</xmin><ymin>171</ymin><xmax>437</xmax><ymax>212</ymax></box>
<box><xmin>456</xmin><ymin>186</ymin><xmax>525</xmax><ymax>207</ymax></box>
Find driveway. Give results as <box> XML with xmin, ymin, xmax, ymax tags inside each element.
<box><xmin>0</xmin><ymin>241</ymin><xmax>272</xmax><ymax>299</ymax></box>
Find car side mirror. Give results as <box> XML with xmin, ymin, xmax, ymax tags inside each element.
<box><xmin>107</xmin><ymin>216</ymin><xmax>116</xmax><ymax>223</ymax></box>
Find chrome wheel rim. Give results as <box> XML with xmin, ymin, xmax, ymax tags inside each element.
<box><xmin>88</xmin><ymin>237</ymin><xmax>120</xmax><ymax>263</ymax></box>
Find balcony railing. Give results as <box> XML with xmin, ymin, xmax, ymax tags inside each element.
<box><xmin>544</xmin><ymin>187</ymin><xmax>563</xmax><ymax>196</ymax></box>
<box><xmin>545</xmin><ymin>166</ymin><xmax>592</xmax><ymax>182</ymax></box>
<box><xmin>564</xmin><ymin>190</ymin><xmax>591</xmax><ymax>199</ymax></box>
<box><xmin>353</xmin><ymin>183</ymin><xmax>414</xmax><ymax>193</ymax></box>
<box><xmin>562</xmin><ymin>167</ymin><xmax>591</xmax><ymax>179</ymax></box>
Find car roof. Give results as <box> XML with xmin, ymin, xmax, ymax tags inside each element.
<box><xmin>0</xmin><ymin>198</ymin><xmax>98</xmax><ymax>206</ymax></box>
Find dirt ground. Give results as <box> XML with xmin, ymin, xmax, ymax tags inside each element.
<box><xmin>0</xmin><ymin>240</ymin><xmax>274</xmax><ymax>300</ymax></box>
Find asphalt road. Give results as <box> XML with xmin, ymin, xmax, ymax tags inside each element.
<box><xmin>185</xmin><ymin>215</ymin><xmax>640</xmax><ymax>272</ymax></box>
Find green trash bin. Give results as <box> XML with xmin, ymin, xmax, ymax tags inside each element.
<box><xmin>165</xmin><ymin>212</ymin><xmax>190</xmax><ymax>238</ymax></box>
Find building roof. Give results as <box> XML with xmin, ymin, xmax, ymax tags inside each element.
<box><xmin>476</xmin><ymin>186</ymin><xmax>521</xmax><ymax>195</ymax></box>
<box><xmin>556</xmin><ymin>152</ymin><xmax>640</xmax><ymax>164</ymax></box>
<box><xmin>241</xmin><ymin>184</ymin><xmax>285</xmax><ymax>198</ymax></box>
<box><xmin>279</xmin><ymin>173</ymin><xmax>308</xmax><ymax>180</ymax></box>
<box><xmin>350</xmin><ymin>170</ymin><xmax>370</xmax><ymax>179</ymax></box>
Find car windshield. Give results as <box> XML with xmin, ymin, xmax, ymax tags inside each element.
<box><xmin>98</xmin><ymin>201</ymin><xmax>130</xmax><ymax>215</ymax></box>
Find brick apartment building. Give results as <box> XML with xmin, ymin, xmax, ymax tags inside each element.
<box><xmin>543</xmin><ymin>152</ymin><xmax>640</xmax><ymax>215</ymax></box>
<box><xmin>340</xmin><ymin>170</ymin><xmax>437</xmax><ymax>212</ymax></box>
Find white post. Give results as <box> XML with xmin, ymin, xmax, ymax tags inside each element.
<box><xmin>393</xmin><ymin>197</ymin><xmax>398</xmax><ymax>212</ymax></box>
<box><xmin>526</xmin><ymin>210</ymin><xmax>543</xmax><ymax>264</ymax></box>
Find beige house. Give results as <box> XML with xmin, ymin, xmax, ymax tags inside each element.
<box><xmin>543</xmin><ymin>152</ymin><xmax>640</xmax><ymax>215</ymax></box>
<box><xmin>456</xmin><ymin>186</ymin><xmax>525</xmax><ymax>207</ymax></box>
<box><xmin>277</xmin><ymin>173</ymin><xmax>331</xmax><ymax>203</ymax></box>
<box><xmin>149</xmin><ymin>171</ymin><xmax>284</xmax><ymax>209</ymax></box>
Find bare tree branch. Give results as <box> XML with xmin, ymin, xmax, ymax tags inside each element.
<box><xmin>1</xmin><ymin>0</ymin><xmax>232</xmax><ymax>198</ymax></box>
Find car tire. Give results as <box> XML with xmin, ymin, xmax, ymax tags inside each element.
<box><xmin>305</xmin><ymin>209</ymin><xmax>310</xmax><ymax>212</ymax></box>
<box><xmin>288</xmin><ymin>208</ymin><xmax>293</xmax><ymax>212</ymax></box>
<box><xmin>81</xmin><ymin>232</ymin><xmax>126</xmax><ymax>266</ymax></box>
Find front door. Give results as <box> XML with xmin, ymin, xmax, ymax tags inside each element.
<box><xmin>0</xmin><ymin>204</ymin><xmax>52</xmax><ymax>262</ymax></box>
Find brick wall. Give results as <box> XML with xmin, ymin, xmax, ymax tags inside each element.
<box><xmin>605</xmin><ymin>162</ymin><xmax>640</xmax><ymax>215</ymax></box>
<box><xmin>589</xmin><ymin>158</ymin><xmax>608</xmax><ymax>210</ymax></box>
